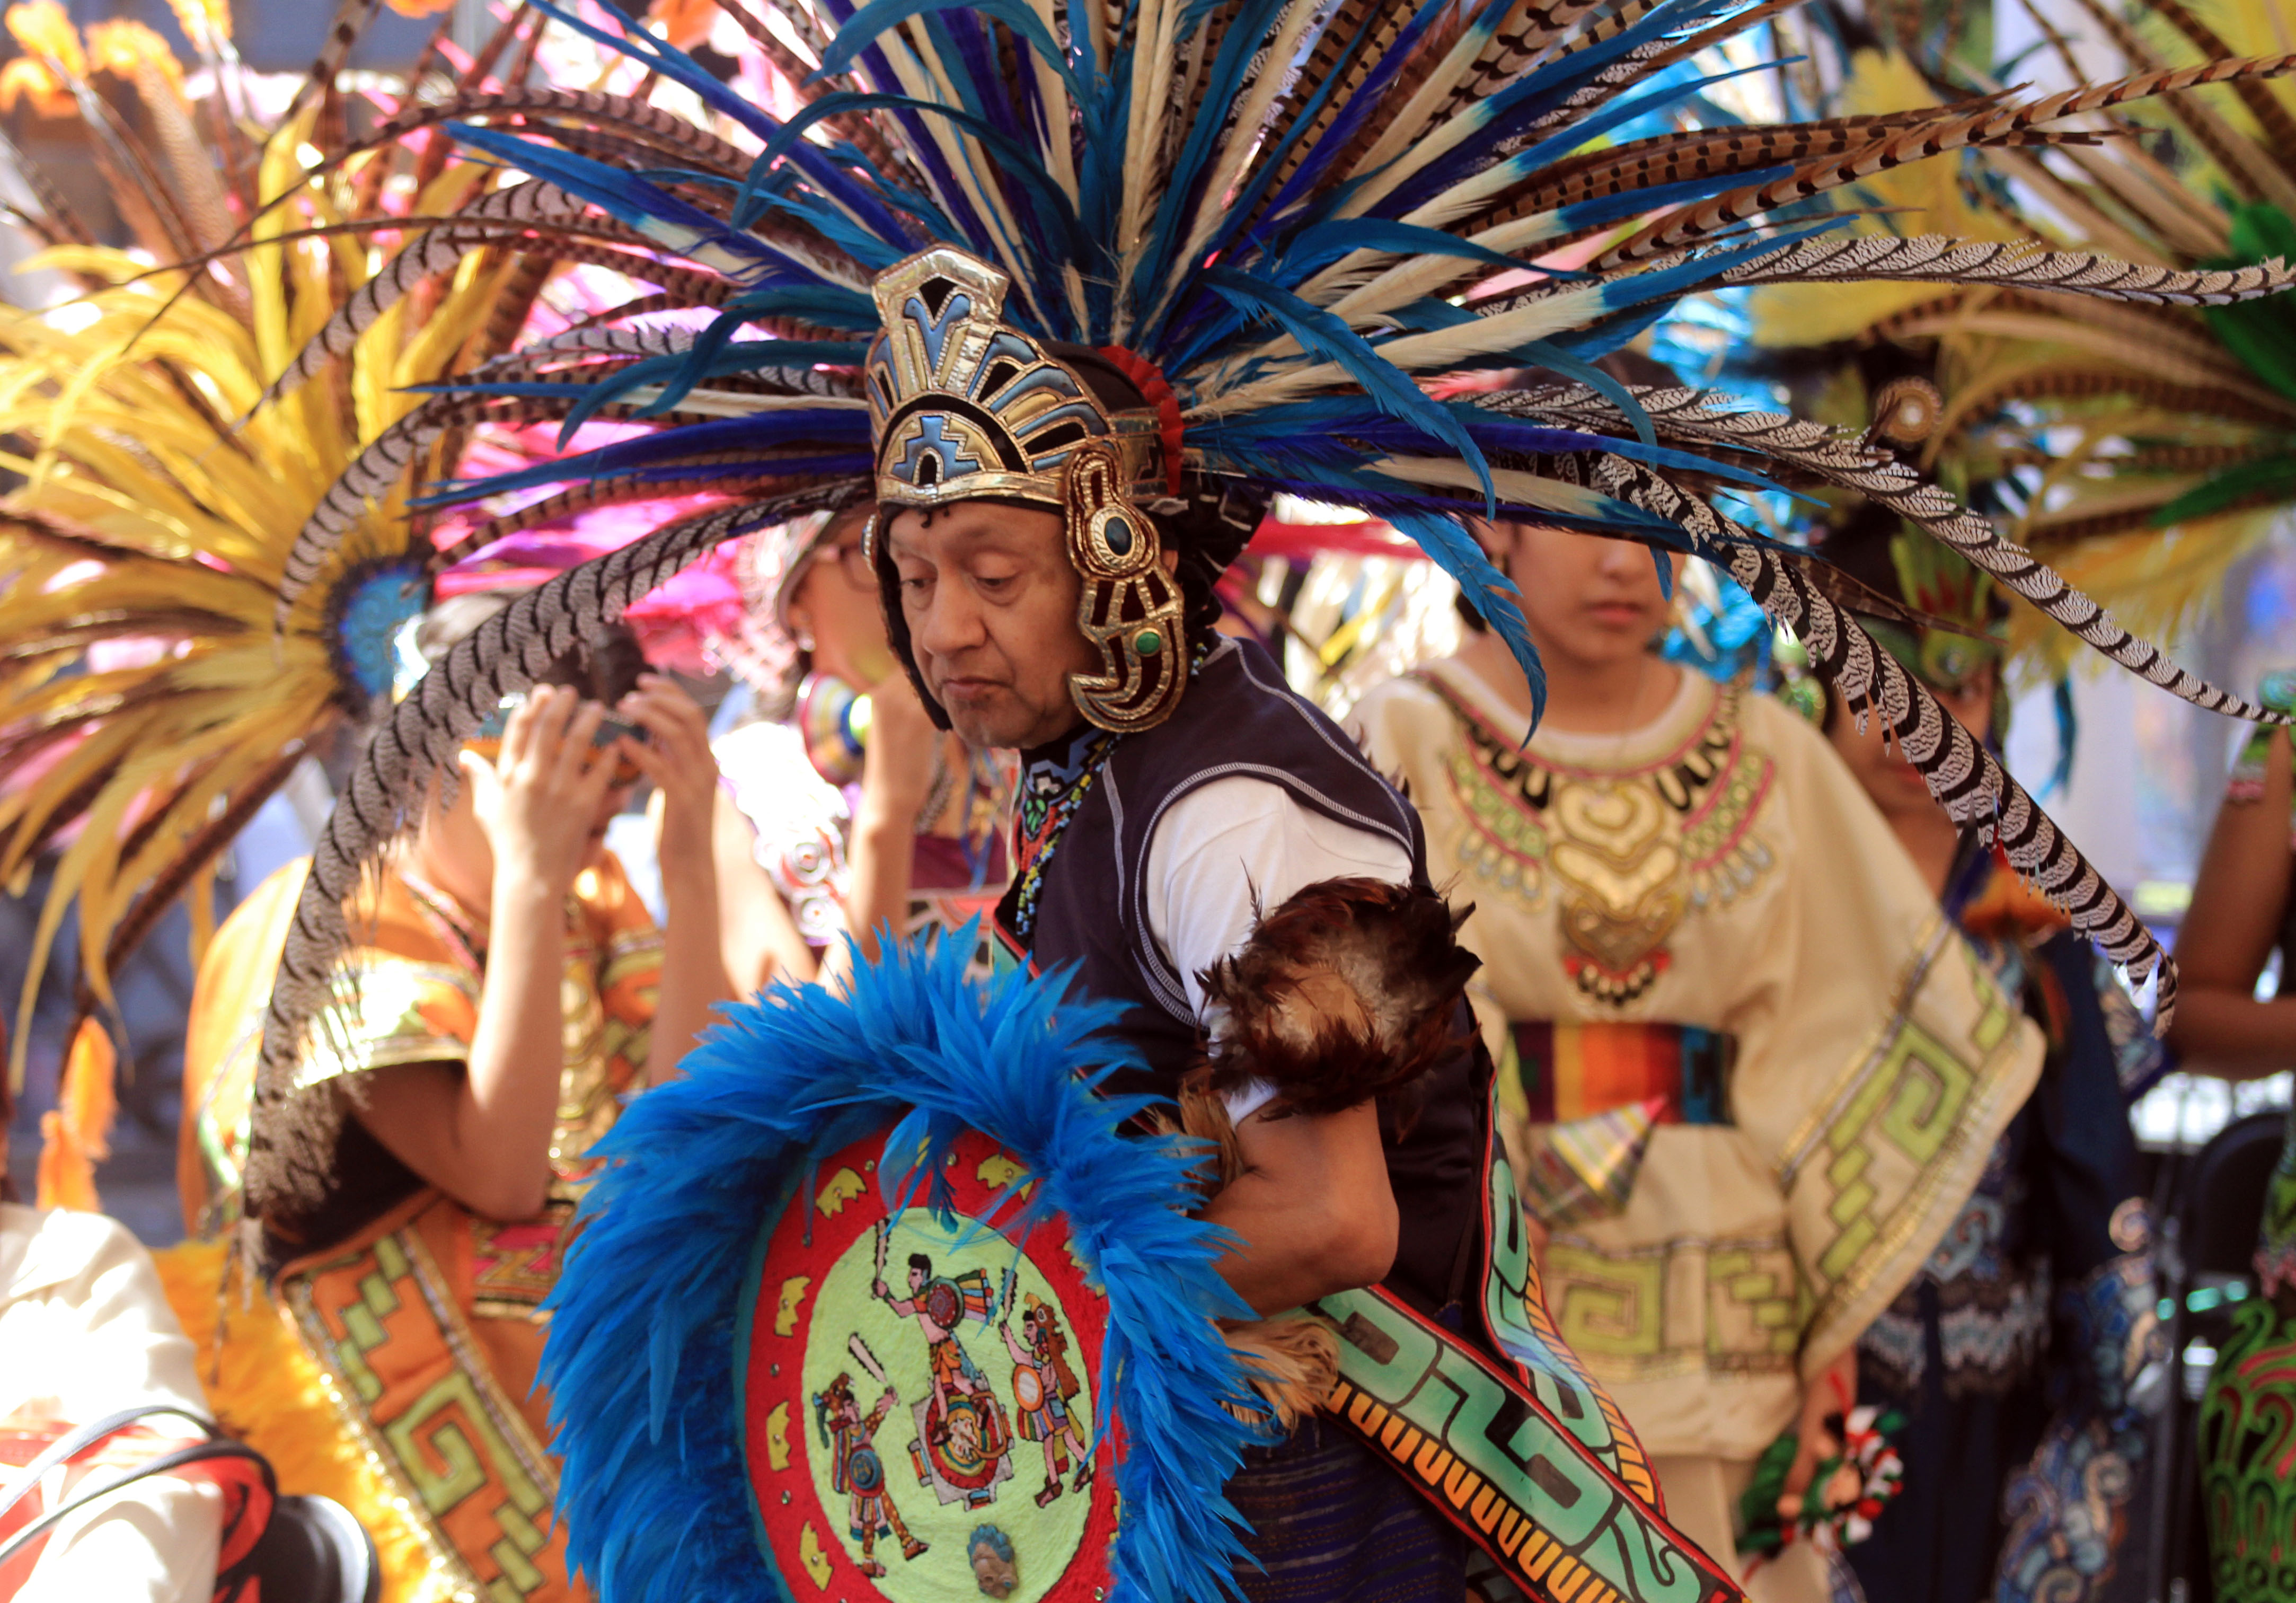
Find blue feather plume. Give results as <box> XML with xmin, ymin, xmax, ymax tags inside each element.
<box><xmin>540</xmin><ymin>929</ymin><xmax>1267</xmax><ymax>1603</ymax></box>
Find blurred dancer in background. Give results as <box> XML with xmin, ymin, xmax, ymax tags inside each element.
<box><xmin>174</xmin><ymin>600</ymin><xmax>726</xmax><ymax>1602</ymax></box>
<box><xmin>708</xmin><ymin>502</ymin><xmax>1010</xmax><ymax>990</ymax></box>
<box><xmin>2177</xmin><ymin>680</ymin><xmax>2296</xmax><ymax>1603</ymax></box>
<box><xmin>1353</xmin><ymin>505</ymin><xmax>2041</xmax><ymax>1602</ymax></box>
<box><xmin>1808</xmin><ymin>521</ymin><xmax>2161</xmax><ymax>1603</ymax></box>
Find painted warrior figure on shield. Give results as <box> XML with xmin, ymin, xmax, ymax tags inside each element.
<box><xmin>1002</xmin><ymin>1296</ymin><xmax>1091</xmax><ymax>1507</ymax></box>
<box><xmin>875</xmin><ymin>1250</ymin><xmax>1010</xmax><ymax>1462</ymax></box>
<box><xmin>814</xmin><ymin>1372</ymin><xmax>929</xmax><ymax>1577</ymax></box>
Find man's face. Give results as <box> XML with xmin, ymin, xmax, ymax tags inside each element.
<box><xmin>908</xmin><ymin>1263</ymin><xmax>925</xmax><ymax>1293</ymax></box>
<box><xmin>886</xmin><ymin>501</ymin><xmax>1098</xmax><ymax>750</ymax></box>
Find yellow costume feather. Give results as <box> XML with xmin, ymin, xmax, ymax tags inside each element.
<box><xmin>1750</xmin><ymin>32</ymin><xmax>2296</xmax><ymax>672</ymax></box>
<box><xmin>0</xmin><ymin>7</ymin><xmax>583</xmax><ymax>1086</ymax></box>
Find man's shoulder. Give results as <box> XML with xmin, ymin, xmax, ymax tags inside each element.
<box><xmin>1168</xmin><ymin>635</ymin><xmax>1310</xmax><ymax>723</ymax></box>
<box><xmin>1130</xmin><ymin>636</ymin><xmax>1384</xmax><ymax>788</ymax></box>
<box><xmin>1152</xmin><ymin>772</ymin><xmax>1318</xmax><ymax>850</ymax></box>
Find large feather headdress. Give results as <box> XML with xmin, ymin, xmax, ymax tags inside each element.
<box><xmin>231</xmin><ymin>0</ymin><xmax>2296</xmax><ymax>1217</ymax></box>
<box><xmin>1752</xmin><ymin>23</ymin><xmax>2296</xmax><ymax>671</ymax></box>
<box><xmin>0</xmin><ymin>2</ymin><xmax>675</xmax><ymax>1084</ymax></box>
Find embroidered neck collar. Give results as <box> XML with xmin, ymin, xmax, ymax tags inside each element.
<box><xmin>1000</xmin><ymin>725</ymin><xmax>1124</xmax><ymax>947</ymax></box>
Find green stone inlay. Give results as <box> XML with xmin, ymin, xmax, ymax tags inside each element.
<box><xmin>1133</xmin><ymin>627</ymin><xmax>1162</xmax><ymax>656</ymax></box>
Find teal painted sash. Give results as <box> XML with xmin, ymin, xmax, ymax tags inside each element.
<box><xmin>1309</xmin><ymin>1093</ymin><xmax>1742</xmax><ymax>1603</ymax></box>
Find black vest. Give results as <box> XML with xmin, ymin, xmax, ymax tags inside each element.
<box><xmin>1006</xmin><ymin>636</ymin><xmax>1484</xmax><ymax>1314</ymax></box>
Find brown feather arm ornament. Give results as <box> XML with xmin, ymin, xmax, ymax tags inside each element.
<box><xmin>1195</xmin><ymin>876</ymin><xmax>1482</xmax><ymax>1120</ymax></box>
<box><xmin>1161</xmin><ymin>878</ymin><xmax>1482</xmax><ymax>1430</ymax></box>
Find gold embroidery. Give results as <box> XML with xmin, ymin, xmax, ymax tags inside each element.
<box><xmin>1549</xmin><ymin>780</ymin><xmax>1686</xmax><ymax>1005</ymax></box>
<box><xmin>1428</xmin><ymin>676</ymin><xmax>1777</xmax><ymax>1007</ymax></box>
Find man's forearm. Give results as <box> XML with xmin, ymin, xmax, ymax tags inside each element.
<box><xmin>1196</xmin><ymin>1100</ymin><xmax>1400</xmax><ymax>1317</ymax></box>
<box><xmin>1203</xmin><ymin>1165</ymin><xmax>1398</xmax><ymax>1318</ymax></box>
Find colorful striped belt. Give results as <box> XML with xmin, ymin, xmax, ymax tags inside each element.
<box><xmin>1508</xmin><ymin>1020</ymin><xmax>1737</xmax><ymax>1126</ymax></box>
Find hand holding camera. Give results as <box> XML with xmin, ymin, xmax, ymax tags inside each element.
<box><xmin>461</xmin><ymin>684</ymin><xmax>619</xmax><ymax>899</ymax></box>
<box><xmin>615</xmin><ymin>673</ymin><xmax>721</xmax><ymax>884</ymax></box>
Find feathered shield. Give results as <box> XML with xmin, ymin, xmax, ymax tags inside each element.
<box><xmin>536</xmin><ymin>928</ymin><xmax>1269</xmax><ymax>1603</ymax></box>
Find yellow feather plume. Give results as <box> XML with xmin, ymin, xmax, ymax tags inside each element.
<box><xmin>0</xmin><ymin>20</ymin><xmax>586</xmax><ymax>1087</ymax></box>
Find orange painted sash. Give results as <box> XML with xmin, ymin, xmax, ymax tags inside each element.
<box><xmin>1511</xmin><ymin>1021</ymin><xmax>1736</xmax><ymax>1126</ymax></box>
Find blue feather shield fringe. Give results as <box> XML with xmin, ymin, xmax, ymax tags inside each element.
<box><xmin>540</xmin><ymin>924</ymin><xmax>1268</xmax><ymax>1603</ymax></box>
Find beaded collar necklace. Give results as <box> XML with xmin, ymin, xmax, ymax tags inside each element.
<box><xmin>996</xmin><ymin>724</ymin><xmax>1123</xmax><ymax>947</ymax></box>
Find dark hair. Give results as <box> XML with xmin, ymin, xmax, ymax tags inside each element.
<box><xmin>416</xmin><ymin>589</ymin><xmax>648</xmax><ymax>706</ymax></box>
<box><xmin>908</xmin><ymin>1252</ymin><xmax>932</xmax><ymax>1275</ymax></box>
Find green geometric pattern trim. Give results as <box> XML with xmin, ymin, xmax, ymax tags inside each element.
<box><xmin>2201</xmin><ymin>1297</ymin><xmax>2296</xmax><ymax>1602</ymax></box>
<box><xmin>1318</xmin><ymin>1286</ymin><xmax>1739</xmax><ymax>1603</ymax></box>
<box><xmin>1542</xmin><ymin>1234</ymin><xmax>1799</xmax><ymax>1376</ymax></box>
<box><xmin>1809</xmin><ymin>940</ymin><xmax>2012</xmax><ymax>1288</ymax></box>
<box><xmin>288</xmin><ymin>1217</ymin><xmax>565</xmax><ymax>1601</ymax></box>
<box><xmin>329</xmin><ymin>1234</ymin><xmax>410</xmax><ymax>1406</ymax></box>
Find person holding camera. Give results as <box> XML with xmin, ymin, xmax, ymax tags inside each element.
<box><xmin>708</xmin><ymin>501</ymin><xmax>1011</xmax><ymax>991</ymax></box>
<box><xmin>173</xmin><ymin>596</ymin><xmax>728</xmax><ymax>1603</ymax></box>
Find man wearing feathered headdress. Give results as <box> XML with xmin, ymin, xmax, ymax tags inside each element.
<box><xmin>853</xmin><ymin>243</ymin><xmax>1735</xmax><ymax>1603</ymax></box>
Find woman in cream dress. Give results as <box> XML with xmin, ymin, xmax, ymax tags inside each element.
<box><xmin>1353</xmin><ymin>521</ymin><xmax>2042</xmax><ymax>1602</ymax></box>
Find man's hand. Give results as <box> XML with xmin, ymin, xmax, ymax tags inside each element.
<box><xmin>1202</xmin><ymin>1101</ymin><xmax>1398</xmax><ymax>1317</ymax></box>
<box><xmin>618</xmin><ymin>674</ymin><xmax>719</xmax><ymax>875</ymax></box>
<box><xmin>463</xmin><ymin>685</ymin><xmax>614</xmax><ymax>899</ymax></box>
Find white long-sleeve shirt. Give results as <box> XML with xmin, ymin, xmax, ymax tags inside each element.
<box><xmin>1</xmin><ymin>1204</ymin><xmax>223</xmax><ymax>1603</ymax></box>
<box><xmin>1143</xmin><ymin>775</ymin><xmax>1415</xmax><ymax>1121</ymax></box>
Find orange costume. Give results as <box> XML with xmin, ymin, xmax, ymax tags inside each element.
<box><xmin>174</xmin><ymin>853</ymin><xmax>661</xmax><ymax>1603</ymax></box>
